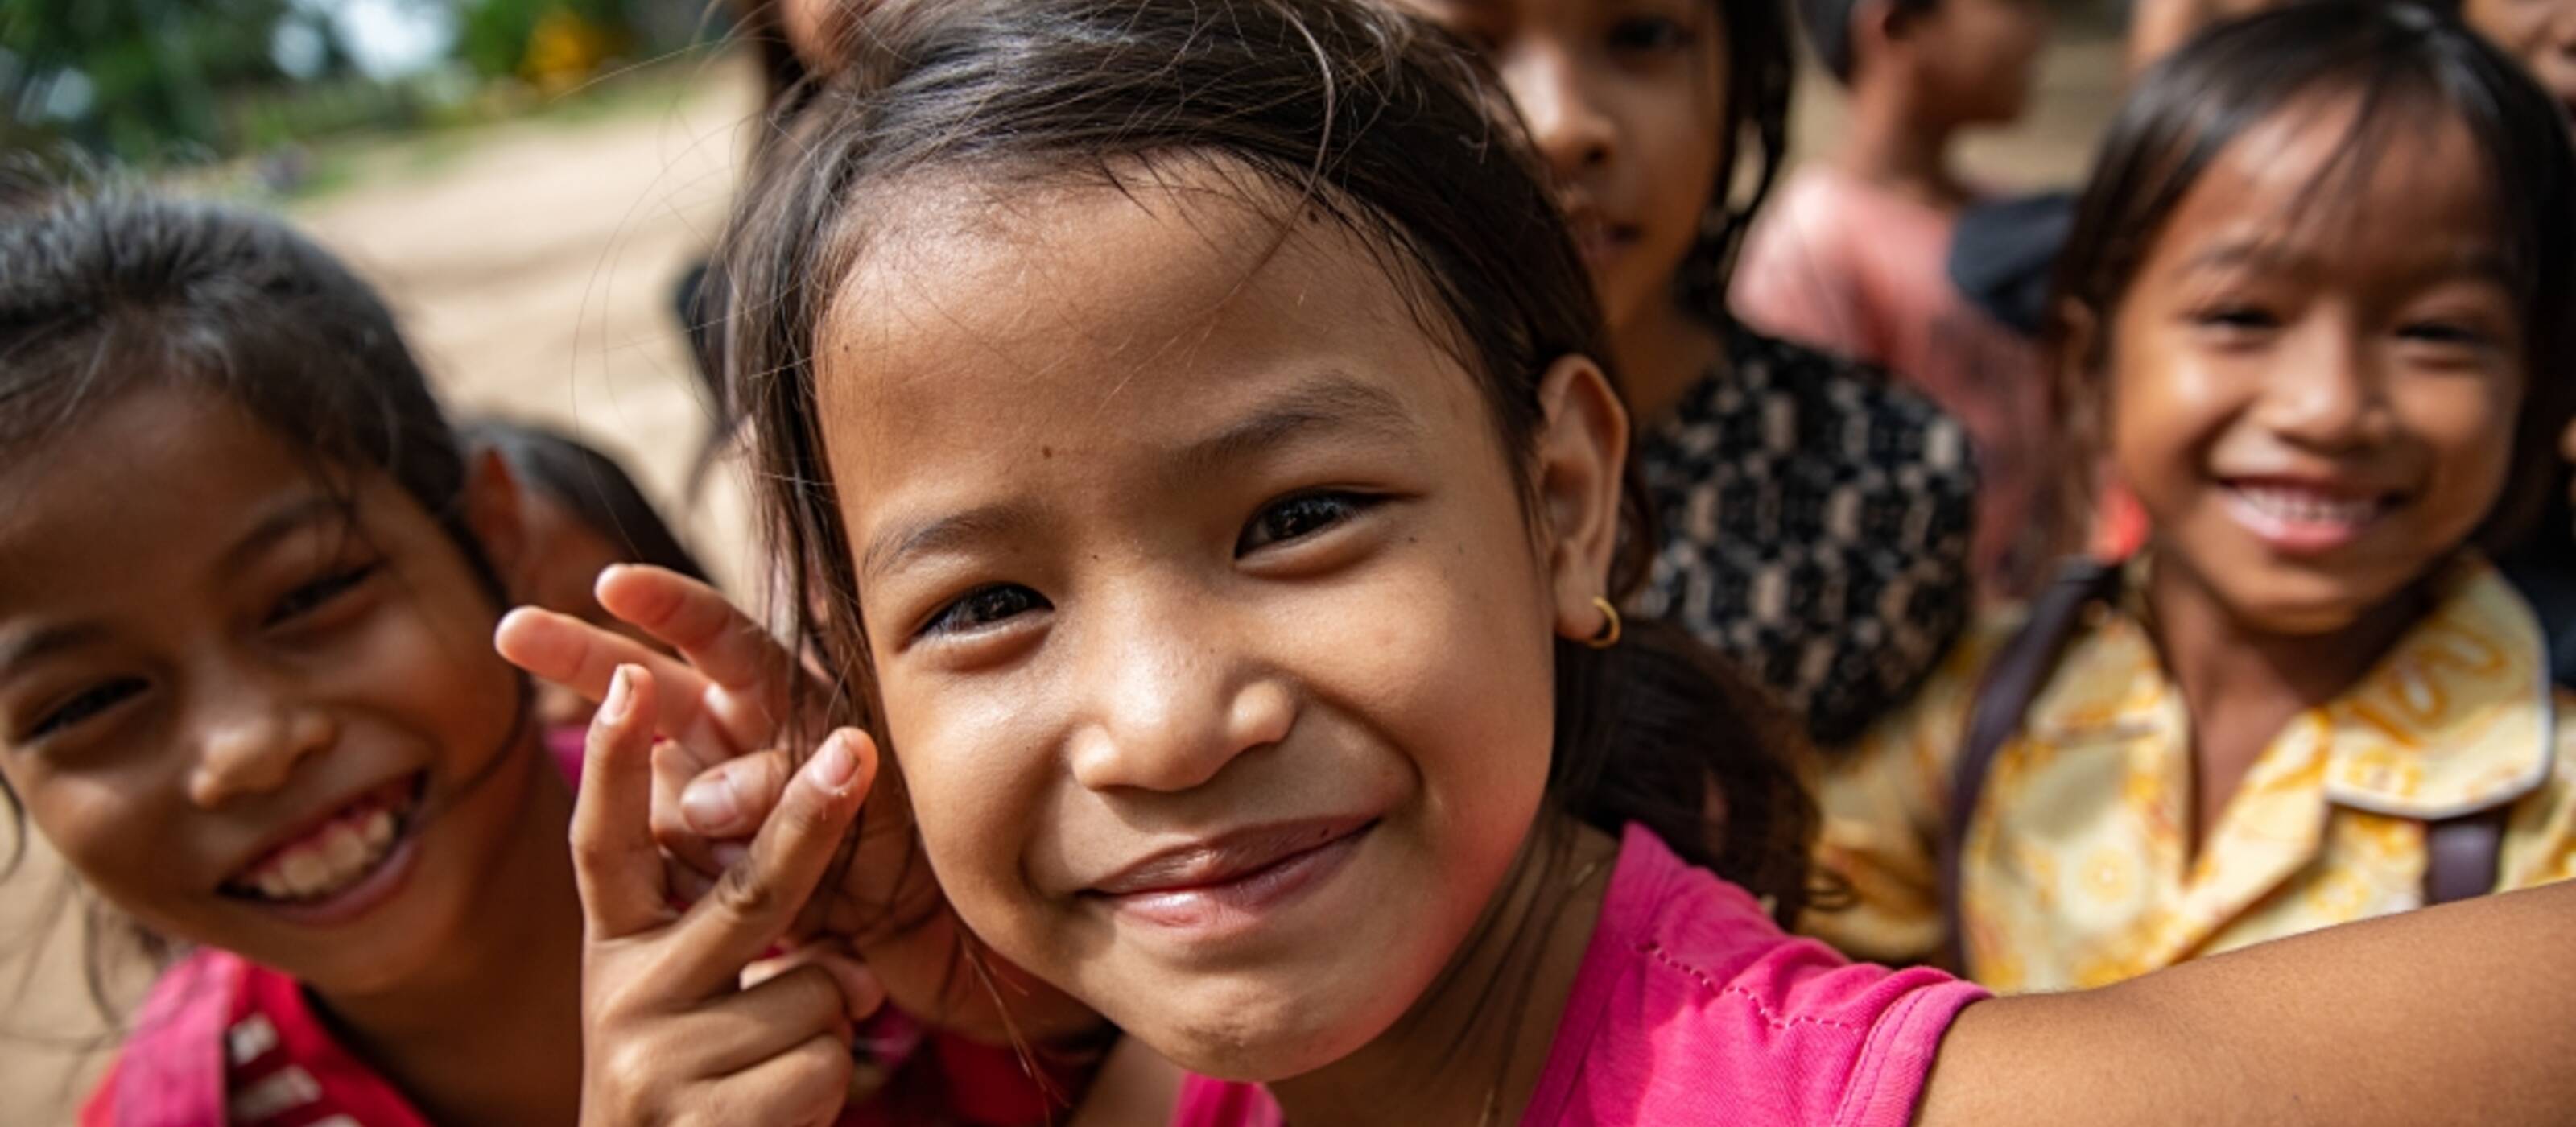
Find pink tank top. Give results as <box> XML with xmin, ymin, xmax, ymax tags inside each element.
<box><xmin>1172</xmin><ymin>824</ymin><xmax>1987</xmax><ymax>1126</ymax></box>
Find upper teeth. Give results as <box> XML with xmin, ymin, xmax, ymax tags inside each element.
<box><xmin>2236</xmin><ymin>485</ymin><xmax>2379</xmax><ymax>526</ymax></box>
<box><xmin>246</xmin><ymin>808</ymin><xmax>398</xmax><ymax>902</ymax></box>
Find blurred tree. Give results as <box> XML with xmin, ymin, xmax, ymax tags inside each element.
<box><xmin>2</xmin><ymin>0</ymin><xmax>295</xmax><ymax>159</ymax></box>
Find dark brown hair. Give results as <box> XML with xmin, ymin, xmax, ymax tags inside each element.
<box><xmin>1677</xmin><ymin>0</ymin><xmax>1797</xmax><ymax>318</ymax></box>
<box><xmin>2049</xmin><ymin>2</ymin><xmax>2576</xmax><ymax>555</ymax></box>
<box><xmin>712</xmin><ymin>0</ymin><xmax>1818</xmax><ymax>938</ymax></box>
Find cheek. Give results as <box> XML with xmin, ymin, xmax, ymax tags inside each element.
<box><xmin>14</xmin><ymin>763</ymin><xmax>206</xmax><ymax>931</ymax></box>
<box><xmin>1357</xmin><ymin>510</ymin><xmax>1559</xmax><ymax>832</ymax></box>
<box><xmin>2106</xmin><ymin>341</ymin><xmax>2222</xmax><ymax>491</ymax></box>
<box><xmin>879</xmin><ymin>682</ymin><xmax>1051</xmax><ymax>918</ymax></box>
<box><xmin>2403</xmin><ymin>376</ymin><xmax>2524</xmax><ymax>502</ymax></box>
<box><xmin>1637</xmin><ymin>84</ymin><xmax>1724</xmax><ymax>229</ymax></box>
<box><xmin>374</xmin><ymin>588</ymin><xmax>522</xmax><ymax>774</ymax></box>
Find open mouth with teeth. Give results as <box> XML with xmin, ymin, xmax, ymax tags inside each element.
<box><xmin>221</xmin><ymin>772</ymin><xmax>428</xmax><ymax>918</ymax></box>
<box><xmin>2220</xmin><ymin>479</ymin><xmax>2404</xmax><ymax>552</ymax></box>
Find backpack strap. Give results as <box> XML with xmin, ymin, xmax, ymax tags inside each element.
<box><xmin>1942</xmin><ymin>557</ymin><xmax>2124</xmax><ymax>968</ymax></box>
<box><xmin>2422</xmin><ymin>804</ymin><xmax>2510</xmax><ymax>906</ymax></box>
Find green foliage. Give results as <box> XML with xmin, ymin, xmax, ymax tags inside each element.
<box><xmin>2</xmin><ymin>0</ymin><xmax>296</xmax><ymax>160</ymax></box>
<box><xmin>457</xmin><ymin>0</ymin><xmax>630</xmax><ymax>77</ymax></box>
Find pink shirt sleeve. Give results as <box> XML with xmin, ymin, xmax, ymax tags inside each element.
<box><xmin>1524</xmin><ymin>827</ymin><xmax>1986</xmax><ymax>1127</ymax></box>
<box><xmin>1729</xmin><ymin>178</ymin><xmax>1878</xmax><ymax>361</ymax></box>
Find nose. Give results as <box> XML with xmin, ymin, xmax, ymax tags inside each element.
<box><xmin>1500</xmin><ymin>46</ymin><xmax>1616</xmax><ymax>183</ymax></box>
<box><xmin>2256</xmin><ymin>323</ymin><xmax>2386</xmax><ymax>452</ymax></box>
<box><xmin>186</xmin><ymin>679</ymin><xmax>337</xmax><ymax>809</ymax></box>
<box><xmin>1065</xmin><ymin>592</ymin><xmax>1296</xmax><ymax>795</ymax></box>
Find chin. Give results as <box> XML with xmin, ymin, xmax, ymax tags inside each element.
<box><xmin>2211</xmin><ymin>572</ymin><xmax>2399</xmax><ymax>638</ymax></box>
<box><xmin>1121</xmin><ymin>972</ymin><xmax>1395</xmax><ymax>1084</ymax></box>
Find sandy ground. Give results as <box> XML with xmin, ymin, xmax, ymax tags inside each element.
<box><xmin>0</xmin><ymin>38</ymin><xmax>2122</xmax><ymax>1124</ymax></box>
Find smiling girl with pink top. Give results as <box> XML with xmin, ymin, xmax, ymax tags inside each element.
<box><xmin>518</xmin><ymin>2</ymin><xmax>2576</xmax><ymax>1124</ymax></box>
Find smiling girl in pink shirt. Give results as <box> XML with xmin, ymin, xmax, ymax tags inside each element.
<box><xmin>530</xmin><ymin>2</ymin><xmax>2576</xmax><ymax>1124</ymax></box>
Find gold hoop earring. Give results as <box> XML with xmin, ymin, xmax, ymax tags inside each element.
<box><xmin>1584</xmin><ymin>596</ymin><xmax>1622</xmax><ymax>650</ymax></box>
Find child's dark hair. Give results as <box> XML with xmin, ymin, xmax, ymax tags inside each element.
<box><xmin>0</xmin><ymin>187</ymin><xmax>498</xmax><ymax>602</ymax></box>
<box><xmin>0</xmin><ymin>184</ymin><xmax>501</xmax><ymax>1017</ymax></box>
<box><xmin>1795</xmin><ymin>0</ymin><xmax>1936</xmax><ymax>85</ymax></box>
<box><xmin>2050</xmin><ymin>1</ymin><xmax>2576</xmax><ymax>555</ymax></box>
<box><xmin>458</xmin><ymin>418</ymin><xmax>712</xmax><ymax>583</ymax></box>
<box><xmin>1679</xmin><ymin>0</ymin><xmax>1798</xmax><ymax>316</ymax></box>
<box><xmin>715</xmin><ymin>0</ymin><xmax>1819</xmax><ymax>933</ymax></box>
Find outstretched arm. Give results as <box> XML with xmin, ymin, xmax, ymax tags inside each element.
<box><xmin>1922</xmin><ymin>878</ymin><xmax>2576</xmax><ymax>1125</ymax></box>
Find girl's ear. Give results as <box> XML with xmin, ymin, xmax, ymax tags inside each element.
<box><xmin>2051</xmin><ymin>299</ymin><xmax>2113</xmax><ymax>551</ymax></box>
<box><xmin>1532</xmin><ymin>354</ymin><xmax>1630</xmax><ymax>645</ymax></box>
<box><xmin>1853</xmin><ymin>0</ymin><xmax>1910</xmax><ymax>56</ymax></box>
<box><xmin>464</xmin><ymin>448</ymin><xmax>530</xmax><ymax>584</ymax></box>
<box><xmin>2054</xmin><ymin>298</ymin><xmax>2105</xmax><ymax>444</ymax></box>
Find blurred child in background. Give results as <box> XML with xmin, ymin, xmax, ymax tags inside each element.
<box><xmin>458</xmin><ymin>419</ymin><xmax>708</xmax><ymax>733</ymax></box>
<box><xmin>1399</xmin><ymin>0</ymin><xmax>1982</xmax><ymax>745</ymax></box>
<box><xmin>1732</xmin><ymin>0</ymin><xmax>2055</xmax><ymax>600</ymax></box>
<box><xmin>1813</xmin><ymin>3</ymin><xmax>2576</xmax><ymax>990</ymax></box>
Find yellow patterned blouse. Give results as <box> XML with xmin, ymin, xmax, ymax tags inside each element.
<box><xmin>1806</xmin><ymin>556</ymin><xmax>2576</xmax><ymax>992</ymax></box>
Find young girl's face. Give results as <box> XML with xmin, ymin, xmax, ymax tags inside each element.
<box><xmin>2102</xmin><ymin>101</ymin><xmax>2525</xmax><ymax>634</ymax></box>
<box><xmin>1393</xmin><ymin>0</ymin><xmax>1728</xmax><ymax>336</ymax></box>
<box><xmin>813</xmin><ymin>170</ymin><xmax>1620</xmax><ymax>1080</ymax></box>
<box><xmin>0</xmin><ymin>390</ymin><xmax>541</xmax><ymax>994</ymax></box>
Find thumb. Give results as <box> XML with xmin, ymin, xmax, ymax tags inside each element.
<box><xmin>680</xmin><ymin>748</ymin><xmax>794</xmax><ymax>840</ymax></box>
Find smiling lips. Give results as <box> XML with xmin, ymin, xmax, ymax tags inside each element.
<box><xmin>1560</xmin><ymin>206</ymin><xmax>1636</xmax><ymax>268</ymax></box>
<box><xmin>1088</xmin><ymin>816</ymin><xmax>1375</xmax><ymax>934</ymax></box>
<box><xmin>2221</xmin><ymin>477</ymin><xmax>2404</xmax><ymax>553</ymax></box>
<box><xmin>225</xmin><ymin>773</ymin><xmax>423</xmax><ymax>906</ymax></box>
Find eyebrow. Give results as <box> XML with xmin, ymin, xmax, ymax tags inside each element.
<box><xmin>218</xmin><ymin>494</ymin><xmax>361</xmax><ymax>579</ymax></box>
<box><xmin>2182</xmin><ymin>240</ymin><xmax>2512</xmax><ymax>285</ymax></box>
<box><xmin>1171</xmin><ymin>372</ymin><xmax>1419</xmax><ymax>484</ymax></box>
<box><xmin>861</xmin><ymin>502</ymin><xmax>1041</xmax><ymax>584</ymax></box>
<box><xmin>0</xmin><ymin>621</ymin><xmax>109</xmax><ymax>683</ymax></box>
<box><xmin>858</xmin><ymin>374</ymin><xmax>1420</xmax><ymax>582</ymax></box>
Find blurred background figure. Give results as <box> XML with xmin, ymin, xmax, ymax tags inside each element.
<box><xmin>1733</xmin><ymin>0</ymin><xmax>2058</xmax><ymax>601</ymax></box>
<box><xmin>457</xmin><ymin>419</ymin><xmax>710</xmax><ymax>731</ymax></box>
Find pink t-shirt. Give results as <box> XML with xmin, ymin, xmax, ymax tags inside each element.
<box><xmin>1171</xmin><ymin>824</ymin><xmax>1987</xmax><ymax>1126</ymax></box>
<box><xmin>1730</xmin><ymin>165</ymin><xmax>2053</xmax><ymax>600</ymax></box>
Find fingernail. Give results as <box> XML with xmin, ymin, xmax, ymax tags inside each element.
<box><xmin>682</xmin><ymin>770</ymin><xmax>745</xmax><ymax>833</ymax></box>
<box><xmin>810</xmin><ymin>735</ymin><xmax>858</xmax><ymax>791</ymax></box>
<box><xmin>601</xmin><ymin>666</ymin><xmax>634</xmax><ymax>725</ymax></box>
<box><xmin>710</xmin><ymin>842</ymin><xmax>751</xmax><ymax>870</ymax></box>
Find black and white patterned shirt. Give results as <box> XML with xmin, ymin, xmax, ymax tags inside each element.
<box><xmin>1634</xmin><ymin>328</ymin><xmax>1979</xmax><ymax>745</ymax></box>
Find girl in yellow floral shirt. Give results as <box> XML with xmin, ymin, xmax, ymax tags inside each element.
<box><xmin>1809</xmin><ymin>5</ymin><xmax>2576</xmax><ymax>992</ymax></box>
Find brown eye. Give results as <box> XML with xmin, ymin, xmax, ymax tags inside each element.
<box><xmin>921</xmin><ymin>584</ymin><xmax>1049</xmax><ymax>638</ymax></box>
<box><xmin>2396</xmin><ymin>320</ymin><xmax>2488</xmax><ymax>348</ymax></box>
<box><xmin>1238</xmin><ymin>492</ymin><xmax>1376</xmax><ymax>555</ymax></box>
<box><xmin>266</xmin><ymin>564</ymin><xmax>380</xmax><ymax>627</ymax></box>
<box><xmin>29</xmin><ymin>678</ymin><xmax>147</xmax><ymax>741</ymax></box>
<box><xmin>2191</xmin><ymin>303</ymin><xmax>2280</xmax><ymax>338</ymax></box>
<box><xmin>1608</xmin><ymin>15</ymin><xmax>1692</xmax><ymax>53</ymax></box>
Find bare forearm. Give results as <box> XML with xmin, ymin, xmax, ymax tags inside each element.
<box><xmin>1921</xmin><ymin>880</ymin><xmax>2576</xmax><ymax>1125</ymax></box>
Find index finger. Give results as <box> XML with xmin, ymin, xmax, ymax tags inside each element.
<box><xmin>569</xmin><ymin>665</ymin><xmax>677</xmax><ymax>939</ymax></box>
<box><xmin>597</xmin><ymin>564</ymin><xmax>795</xmax><ymax>705</ymax></box>
<box><xmin>494</xmin><ymin>605</ymin><xmax>720</xmax><ymax>730</ymax></box>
